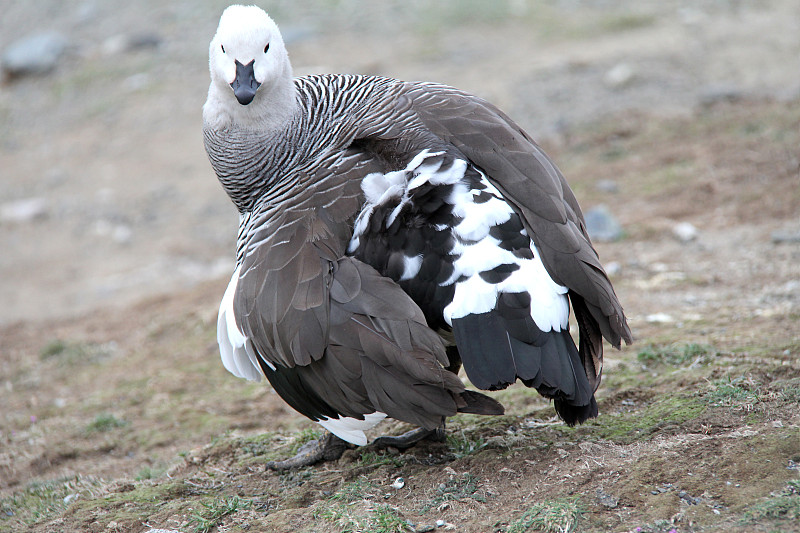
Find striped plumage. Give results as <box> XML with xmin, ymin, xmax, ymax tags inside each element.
<box><xmin>203</xmin><ymin>6</ymin><xmax>631</xmax><ymax>460</ymax></box>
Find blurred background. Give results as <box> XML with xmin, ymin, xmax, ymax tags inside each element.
<box><xmin>0</xmin><ymin>0</ymin><xmax>798</xmax><ymax>325</ymax></box>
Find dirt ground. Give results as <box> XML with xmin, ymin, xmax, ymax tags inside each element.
<box><xmin>1</xmin><ymin>1</ymin><xmax>799</xmax><ymax>532</ymax></box>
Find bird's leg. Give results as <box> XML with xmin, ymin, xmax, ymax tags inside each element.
<box><xmin>445</xmin><ymin>345</ymin><xmax>462</xmax><ymax>375</ymax></box>
<box><xmin>266</xmin><ymin>430</ymin><xmax>350</xmax><ymax>471</ymax></box>
<box><xmin>371</xmin><ymin>421</ymin><xmax>446</xmax><ymax>450</ymax></box>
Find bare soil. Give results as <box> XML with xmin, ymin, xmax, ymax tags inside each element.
<box><xmin>1</xmin><ymin>2</ymin><xmax>799</xmax><ymax>532</ymax></box>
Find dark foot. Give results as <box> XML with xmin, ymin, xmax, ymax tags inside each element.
<box><xmin>371</xmin><ymin>425</ymin><xmax>446</xmax><ymax>450</ymax></box>
<box><xmin>266</xmin><ymin>431</ymin><xmax>350</xmax><ymax>471</ymax></box>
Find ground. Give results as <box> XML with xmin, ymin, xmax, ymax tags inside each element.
<box><xmin>1</xmin><ymin>1</ymin><xmax>799</xmax><ymax>532</ymax></box>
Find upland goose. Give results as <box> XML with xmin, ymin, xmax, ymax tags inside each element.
<box><xmin>203</xmin><ymin>5</ymin><xmax>632</xmax><ymax>469</ymax></box>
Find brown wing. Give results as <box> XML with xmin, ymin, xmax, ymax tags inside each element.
<box><xmin>399</xmin><ymin>81</ymin><xmax>633</xmax><ymax>390</ymax></box>
<box><xmin>232</xmin><ymin>151</ymin><xmax>492</xmax><ymax>428</ymax></box>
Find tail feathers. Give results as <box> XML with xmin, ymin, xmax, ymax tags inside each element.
<box><xmin>453</xmin><ymin>312</ymin><xmax>597</xmax><ymax>425</ymax></box>
<box><xmin>457</xmin><ymin>389</ymin><xmax>505</xmax><ymax>415</ymax></box>
<box><xmin>555</xmin><ymin>396</ymin><xmax>598</xmax><ymax>426</ymax></box>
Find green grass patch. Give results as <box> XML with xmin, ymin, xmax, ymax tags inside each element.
<box><xmin>39</xmin><ymin>339</ymin><xmax>115</xmax><ymax>363</ymax></box>
<box><xmin>421</xmin><ymin>473</ymin><xmax>487</xmax><ymax>514</ymax></box>
<box><xmin>636</xmin><ymin>342</ymin><xmax>712</xmax><ymax>367</ymax></box>
<box><xmin>189</xmin><ymin>495</ymin><xmax>252</xmax><ymax>533</ymax></box>
<box><xmin>779</xmin><ymin>384</ymin><xmax>800</xmax><ymax>403</ymax></box>
<box><xmin>134</xmin><ymin>465</ymin><xmax>165</xmax><ymax>481</ymax></box>
<box><xmin>85</xmin><ymin>413</ymin><xmax>128</xmax><ymax>433</ymax></box>
<box><xmin>705</xmin><ymin>376</ymin><xmax>761</xmax><ymax>408</ymax></box>
<box><xmin>0</xmin><ymin>475</ymin><xmax>104</xmax><ymax>527</ymax></box>
<box><xmin>316</xmin><ymin>502</ymin><xmax>410</xmax><ymax>533</ymax></box>
<box><xmin>507</xmin><ymin>496</ymin><xmax>582</xmax><ymax>533</ymax></box>
<box><xmin>357</xmin><ymin>450</ymin><xmax>404</xmax><ymax>468</ymax></box>
<box><xmin>447</xmin><ymin>431</ymin><xmax>488</xmax><ymax>458</ymax></box>
<box><xmin>55</xmin><ymin>480</ymin><xmax>187</xmax><ymax>530</ymax></box>
<box><xmin>330</xmin><ymin>478</ymin><xmax>378</xmax><ymax>503</ymax></box>
<box><xmin>586</xmin><ymin>395</ymin><xmax>706</xmax><ymax>444</ymax></box>
<box><xmin>743</xmin><ymin>480</ymin><xmax>800</xmax><ymax>523</ymax></box>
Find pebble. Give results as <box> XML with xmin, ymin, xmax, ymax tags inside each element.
<box><xmin>698</xmin><ymin>84</ymin><xmax>744</xmax><ymax>107</ymax></box>
<box><xmin>1</xmin><ymin>32</ymin><xmax>68</xmax><ymax>77</ymax></box>
<box><xmin>672</xmin><ymin>221</ymin><xmax>698</xmax><ymax>243</ymax></box>
<box><xmin>595</xmin><ymin>179</ymin><xmax>619</xmax><ymax>194</ymax></box>
<box><xmin>605</xmin><ymin>261</ymin><xmax>622</xmax><ymax>277</ymax></box>
<box><xmin>0</xmin><ymin>198</ymin><xmax>48</xmax><ymax>223</ymax></box>
<box><xmin>771</xmin><ymin>230</ymin><xmax>800</xmax><ymax>244</ymax></box>
<box><xmin>678</xmin><ymin>490</ymin><xmax>701</xmax><ymax>505</ymax></box>
<box><xmin>603</xmin><ymin>63</ymin><xmax>635</xmax><ymax>90</ymax></box>
<box><xmin>596</xmin><ymin>488</ymin><xmax>618</xmax><ymax>509</ymax></box>
<box><xmin>646</xmin><ymin>313</ymin><xmax>674</xmax><ymax>323</ymax></box>
<box><xmin>102</xmin><ymin>32</ymin><xmax>162</xmax><ymax>56</ymax></box>
<box><xmin>584</xmin><ymin>204</ymin><xmax>623</xmax><ymax>242</ymax></box>
<box><xmin>436</xmin><ymin>519</ymin><xmax>446</xmax><ymax>527</ymax></box>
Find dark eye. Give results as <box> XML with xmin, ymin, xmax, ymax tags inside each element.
<box><xmin>221</xmin><ymin>44</ymin><xmax>225</xmax><ymax>53</ymax></box>
<box><xmin>264</xmin><ymin>43</ymin><xmax>269</xmax><ymax>53</ymax></box>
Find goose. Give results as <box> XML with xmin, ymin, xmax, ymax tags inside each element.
<box><xmin>203</xmin><ymin>5</ymin><xmax>632</xmax><ymax>470</ymax></box>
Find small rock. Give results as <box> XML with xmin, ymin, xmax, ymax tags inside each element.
<box><xmin>596</xmin><ymin>488</ymin><xmax>618</xmax><ymax>509</ymax></box>
<box><xmin>112</xmin><ymin>225</ymin><xmax>133</xmax><ymax>245</ymax></box>
<box><xmin>102</xmin><ymin>32</ymin><xmax>162</xmax><ymax>56</ymax></box>
<box><xmin>585</xmin><ymin>204</ymin><xmax>623</xmax><ymax>242</ymax></box>
<box><xmin>646</xmin><ymin>312</ymin><xmax>674</xmax><ymax>323</ymax></box>
<box><xmin>595</xmin><ymin>179</ymin><xmax>619</xmax><ymax>194</ymax></box>
<box><xmin>605</xmin><ymin>261</ymin><xmax>622</xmax><ymax>277</ymax></box>
<box><xmin>678</xmin><ymin>490</ymin><xmax>701</xmax><ymax>505</ymax></box>
<box><xmin>2</xmin><ymin>32</ymin><xmax>68</xmax><ymax>77</ymax></box>
<box><xmin>126</xmin><ymin>32</ymin><xmax>162</xmax><ymax>51</ymax></box>
<box><xmin>415</xmin><ymin>526</ymin><xmax>435</xmax><ymax>533</ymax></box>
<box><xmin>698</xmin><ymin>84</ymin><xmax>744</xmax><ymax>106</ymax></box>
<box><xmin>124</xmin><ymin>72</ymin><xmax>150</xmax><ymax>91</ymax></box>
<box><xmin>673</xmin><ymin>221</ymin><xmax>698</xmax><ymax>243</ymax></box>
<box><xmin>436</xmin><ymin>519</ymin><xmax>446</xmax><ymax>527</ymax></box>
<box><xmin>771</xmin><ymin>230</ymin><xmax>800</xmax><ymax>244</ymax></box>
<box><xmin>391</xmin><ymin>477</ymin><xmax>405</xmax><ymax>489</ymax></box>
<box><xmin>603</xmin><ymin>63</ymin><xmax>635</xmax><ymax>90</ymax></box>
<box><xmin>0</xmin><ymin>198</ymin><xmax>48</xmax><ymax>223</ymax></box>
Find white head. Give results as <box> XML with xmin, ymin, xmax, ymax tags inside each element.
<box><xmin>203</xmin><ymin>5</ymin><xmax>295</xmax><ymax>131</ymax></box>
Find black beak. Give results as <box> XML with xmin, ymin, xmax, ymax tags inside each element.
<box><xmin>230</xmin><ymin>59</ymin><xmax>260</xmax><ymax>105</ymax></box>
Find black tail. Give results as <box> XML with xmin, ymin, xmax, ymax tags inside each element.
<box><xmin>452</xmin><ymin>309</ymin><xmax>597</xmax><ymax>425</ymax></box>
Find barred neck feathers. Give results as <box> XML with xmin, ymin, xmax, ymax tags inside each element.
<box><xmin>203</xmin><ymin>5</ymin><xmax>296</xmax><ymax>133</ymax></box>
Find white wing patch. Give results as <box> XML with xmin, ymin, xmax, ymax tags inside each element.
<box><xmin>442</xmin><ymin>171</ymin><xmax>569</xmax><ymax>332</ymax></box>
<box><xmin>350</xmin><ymin>150</ymin><xmax>570</xmax><ymax>334</ymax></box>
<box><xmin>217</xmin><ymin>266</ymin><xmax>272</xmax><ymax>381</ymax></box>
<box><xmin>317</xmin><ymin>412</ymin><xmax>387</xmax><ymax>445</ymax></box>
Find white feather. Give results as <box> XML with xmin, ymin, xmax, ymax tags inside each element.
<box><xmin>400</xmin><ymin>255</ymin><xmax>423</xmax><ymax>281</ymax></box>
<box><xmin>217</xmin><ymin>266</ymin><xmax>271</xmax><ymax>381</ymax></box>
<box><xmin>317</xmin><ymin>412</ymin><xmax>387</xmax><ymax>445</ymax></box>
